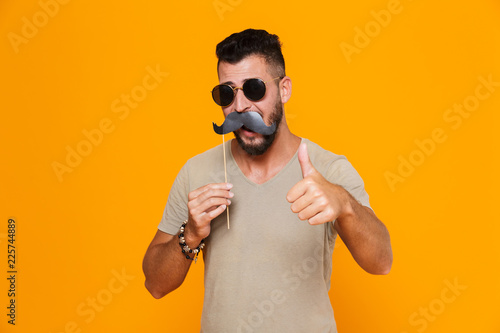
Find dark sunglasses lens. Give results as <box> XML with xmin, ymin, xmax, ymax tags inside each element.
<box><xmin>243</xmin><ymin>79</ymin><xmax>266</xmax><ymax>101</ymax></box>
<box><xmin>212</xmin><ymin>85</ymin><xmax>234</xmax><ymax>106</ymax></box>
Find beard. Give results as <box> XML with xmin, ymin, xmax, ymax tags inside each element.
<box><xmin>233</xmin><ymin>99</ymin><xmax>284</xmax><ymax>156</ymax></box>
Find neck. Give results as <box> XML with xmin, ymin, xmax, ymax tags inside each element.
<box><xmin>231</xmin><ymin>121</ymin><xmax>301</xmax><ymax>184</ymax></box>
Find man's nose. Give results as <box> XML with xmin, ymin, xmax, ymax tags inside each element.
<box><xmin>232</xmin><ymin>87</ymin><xmax>252</xmax><ymax>112</ymax></box>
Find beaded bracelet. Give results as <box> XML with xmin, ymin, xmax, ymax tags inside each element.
<box><xmin>178</xmin><ymin>220</ymin><xmax>205</xmax><ymax>263</ymax></box>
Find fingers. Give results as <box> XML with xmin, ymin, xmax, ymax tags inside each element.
<box><xmin>293</xmin><ymin>197</ymin><xmax>335</xmax><ymax>225</ymax></box>
<box><xmin>206</xmin><ymin>204</ymin><xmax>227</xmax><ymax>220</ymax></box>
<box><xmin>190</xmin><ymin>196</ymin><xmax>231</xmax><ymax>219</ymax></box>
<box><xmin>286</xmin><ymin>178</ymin><xmax>309</xmax><ymax>203</ymax></box>
<box><xmin>188</xmin><ymin>182</ymin><xmax>232</xmax><ymax>200</ymax></box>
<box><xmin>298</xmin><ymin>143</ymin><xmax>315</xmax><ymax>178</ymax></box>
<box><xmin>191</xmin><ymin>188</ymin><xmax>233</xmax><ymax>207</ymax></box>
<box><xmin>307</xmin><ymin>209</ymin><xmax>334</xmax><ymax>225</ymax></box>
<box><xmin>188</xmin><ymin>183</ymin><xmax>233</xmax><ymax>224</ymax></box>
<box><xmin>288</xmin><ymin>143</ymin><xmax>319</xmax><ymax>203</ymax></box>
<box><xmin>289</xmin><ymin>191</ymin><xmax>312</xmax><ymax>214</ymax></box>
<box><xmin>290</xmin><ymin>187</ymin><xmax>326</xmax><ymax>221</ymax></box>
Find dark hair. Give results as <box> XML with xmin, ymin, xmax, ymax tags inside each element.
<box><xmin>216</xmin><ymin>29</ymin><xmax>285</xmax><ymax>77</ymax></box>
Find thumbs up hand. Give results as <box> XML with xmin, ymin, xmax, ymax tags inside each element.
<box><xmin>287</xmin><ymin>143</ymin><xmax>349</xmax><ymax>225</ymax></box>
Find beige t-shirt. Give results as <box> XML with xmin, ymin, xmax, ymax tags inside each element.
<box><xmin>158</xmin><ymin>138</ymin><xmax>370</xmax><ymax>333</ymax></box>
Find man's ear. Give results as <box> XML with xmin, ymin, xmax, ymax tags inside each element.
<box><xmin>280</xmin><ymin>76</ymin><xmax>292</xmax><ymax>104</ymax></box>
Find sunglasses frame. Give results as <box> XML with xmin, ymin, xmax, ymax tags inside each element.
<box><xmin>212</xmin><ymin>76</ymin><xmax>283</xmax><ymax>107</ymax></box>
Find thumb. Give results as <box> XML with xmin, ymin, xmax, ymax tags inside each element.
<box><xmin>298</xmin><ymin>142</ymin><xmax>315</xmax><ymax>177</ymax></box>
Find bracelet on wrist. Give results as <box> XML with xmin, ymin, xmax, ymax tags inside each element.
<box><xmin>178</xmin><ymin>220</ymin><xmax>205</xmax><ymax>263</ymax></box>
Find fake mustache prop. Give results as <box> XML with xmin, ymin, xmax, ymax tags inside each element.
<box><xmin>213</xmin><ymin>111</ymin><xmax>277</xmax><ymax>135</ymax></box>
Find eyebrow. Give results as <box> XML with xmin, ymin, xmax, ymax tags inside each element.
<box><xmin>220</xmin><ymin>77</ymin><xmax>262</xmax><ymax>86</ymax></box>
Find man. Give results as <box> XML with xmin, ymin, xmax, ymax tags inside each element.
<box><xmin>143</xmin><ymin>29</ymin><xmax>392</xmax><ymax>332</ymax></box>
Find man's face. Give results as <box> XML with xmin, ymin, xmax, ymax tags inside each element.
<box><xmin>217</xmin><ymin>55</ymin><xmax>283</xmax><ymax>155</ymax></box>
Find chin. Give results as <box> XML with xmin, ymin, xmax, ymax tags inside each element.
<box><xmin>234</xmin><ymin>131</ymin><xmax>276</xmax><ymax>156</ymax></box>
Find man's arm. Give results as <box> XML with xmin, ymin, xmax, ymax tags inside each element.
<box><xmin>287</xmin><ymin>143</ymin><xmax>392</xmax><ymax>275</ymax></box>
<box><xmin>333</xmin><ymin>194</ymin><xmax>392</xmax><ymax>275</ymax></box>
<box><xmin>142</xmin><ymin>230</ymin><xmax>195</xmax><ymax>299</ymax></box>
<box><xmin>143</xmin><ymin>182</ymin><xmax>233</xmax><ymax>298</ymax></box>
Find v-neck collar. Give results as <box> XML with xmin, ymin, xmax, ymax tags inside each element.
<box><xmin>226</xmin><ymin>138</ymin><xmax>304</xmax><ymax>187</ymax></box>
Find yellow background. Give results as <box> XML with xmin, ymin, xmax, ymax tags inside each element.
<box><xmin>1</xmin><ymin>0</ymin><xmax>499</xmax><ymax>332</ymax></box>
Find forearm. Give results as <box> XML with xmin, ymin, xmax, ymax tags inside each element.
<box><xmin>335</xmin><ymin>193</ymin><xmax>393</xmax><ymax>275</ymax></box>
<box><xmin>142</xmin><ymin>231</ymin><xmax>195</xmax><ymax>299</ymax></box>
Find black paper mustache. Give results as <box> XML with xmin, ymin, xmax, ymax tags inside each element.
<box><xmin>213</xmin><ymin>111</ymin><xmax>277</xmax><ymax>135</ymax></box>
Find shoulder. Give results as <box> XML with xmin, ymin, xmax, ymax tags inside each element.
<box><xmin>303</xmin><ymin>138</ymin><xmax>348</xmax><ymax>173</ymax></box>
<box><xmin>185</xmin><ymin>143</ymin><xmax>224</xmax><ymax>168</ymax></box>
<box><xmin>303</xmin><ymin>138</ymin><xmax>365</xmax><ymax>185</ymax></box>
<box><xmin>177</xmin><ymin>142</ymin><xmax>227</xmax><ymax>188</ymax></box>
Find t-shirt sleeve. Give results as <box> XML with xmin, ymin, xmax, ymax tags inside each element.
<box><xmin>326</xmin><ymin>158</ymin><xmax>371</xmax><ymax>209</ymax></box>
<box><xmin>158</xmin><ymin>161</ymin><xmax>190</xmax><ymax>235</ymax></box>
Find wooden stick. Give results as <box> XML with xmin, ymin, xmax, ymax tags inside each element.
<box><xmin>223</xmin><ymin>134</ymin><xmax>230</xmax><ymax>229</ymax></box>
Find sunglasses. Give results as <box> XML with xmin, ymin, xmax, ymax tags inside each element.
<box><xmin>211</xmin><ymin>77</ymin><xmax>282</xmax><ymax>107</ymax></box>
